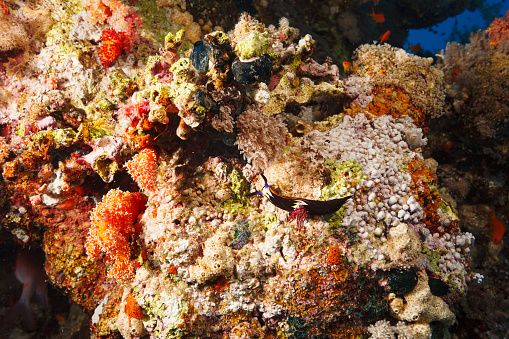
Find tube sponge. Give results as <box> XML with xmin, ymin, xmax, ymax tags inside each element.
<box><xmin>389</xmin><ymin>271</ymin><xmax>455</xmax><ymax>339</ymax></box>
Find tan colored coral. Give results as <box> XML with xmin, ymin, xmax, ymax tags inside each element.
<box><xmin>382</xmin><ymin>223</ymin><xmax>423</xmax><ymax>268</ymax></box>
<box><xmin>353</xmin><ymin>43</ymin><xmax>445</xmax><ymax>118</ymax></box>
<box><xmin>0</xmin><ymin>15</ymin><xmax>29</xmax><ymax>55</ymax></box>
<box><xmin>0</xmin><ymin>6</ymin><xmax>53</xmax><ymax>62</ymax></box>
<box><xmin>19</xmin><ymin>7</ymin><xmax>54</xmax><ymax>39</ymax></box>
<box><xmin>232</xmin><ymin>13</ymin><xmax>267</xmax><ymax>45</ymax></box>
<box><xmin>170</xmin><ymin>10</ymin><xmax>202</xmax><ymax>43</ymax></box>
<box><xmin>188</xmin><ymin>231</ymin><xmax>234</xmax><ymax>284</ymax></box>
<box><xmin>389</xmin><ymin>271</ymin><xmax>455</xmax><ymax>339</ymax></box>
<box><xmin>235</xmin><ymin>105</ymin><xmax>288</xmax><ymax>171</ymax></box>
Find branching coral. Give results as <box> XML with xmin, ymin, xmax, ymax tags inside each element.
<box><xmin>85</xmin><ymin>189</ymin><xmax>147</xmax><ymax>283</ymax></box>
<box><xmin>437</xmin><ymin>30</ymin><xmax>509</xmax><ymax>164</ymax></box>
<box><xmin>486</xmin><ymin>9</ymin><xmax>509</xmax><ymax>47</ymax></box>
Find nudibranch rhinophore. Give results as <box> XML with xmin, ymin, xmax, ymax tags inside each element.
<box><xmin>247</xmin><ymin>174</ymin><xmax>353</xmax><ymax>215</ymax></box>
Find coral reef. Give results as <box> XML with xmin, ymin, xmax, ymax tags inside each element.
<box><xmin>0</xmin><ymin>0</ymin><xmax>496</xmax><ymax>337</ymax></box>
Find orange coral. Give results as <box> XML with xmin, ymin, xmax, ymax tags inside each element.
<box><xmin>361</xmin><ymin>86</ymin><xmax>427</xmax><ymax>129</ymax></box>
<box><xmin>125</xmin><ymin>147</ymin><xmax>158</xmax><ymax>192</ymax></box>
<box><xmin>98</xmin><ymin>28</ymin><xmax>126</xmax><ymax>67</ymax></box>
<box><xmin>486</xmin><ymin>9</ymin><xmax>509</xmax><ymax>47</ymax></box>
<box><xmin>166</xmin><ymin>265</ymin><xmax>178</xmax><ymax>275</ymax></box>
<box><xmin>125</xmin><ymin>293</ymin><xmax>143</xmax><ymax>320</ymax></box>
<box><xmin>326</xmin><ymin>245</ymin><xmax>342</xmax><ymax>266</ymax></box>
<box><xmin>407</xmin><ymin>158</ymin><xmax>458</xmax><ymax>234</ymax></box>
<box><xmin>85</xmin><ymin>189</ymin><xmax>147</xmax><ymax>282</ymax></box>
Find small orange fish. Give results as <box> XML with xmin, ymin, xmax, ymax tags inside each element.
<box><xmin>487</xmin><ymin>209</ymin><xmax>506</xmax><ymax>245</ymax></box>
<box><xmin>408</xmin><ymin>43</ymin><xmax>421</xmax><ymax>53</ymax></box>
<box><xmin>379</xmin><ymin>30</ymin><xmax>391</xmax><ymax>43</ymax></box>
<box><xmin>342</xmin><ymin>61</ymin><xmax>351</xmax><ymax>73</ymax></box>
<box><xmin>369</xmin><ymin>9</ymin><xmax>385</xmax><ymax>23</ymax></box>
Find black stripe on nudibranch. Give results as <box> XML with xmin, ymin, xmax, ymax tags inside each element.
<box><xmin>246</xmin><ymin>174</ymin><xmax>353</xmax><ymax>215</ymax></box>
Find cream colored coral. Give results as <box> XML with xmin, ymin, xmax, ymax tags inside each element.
<box><xmin>170</xmin><ymin>10</ymin><xmax>202</xmax><ymax>43</ymax></box>
<box><xmin>116</xmin><ymin>288</ymin><xmax>146</xmax><ymax>339</ymax></box>
<box><xmin>189</xmin><ymin>231</ymin><xmax>234</xmax><ymax>284</ymax></box>
<box><xmin>389</xmin><ymin>271</ymin><xmax>455</xmax><ymax>339</ymax></box>
<box><xmin>367</xmin><ymin>319</ymin><xmax>395</xmax><ymax>339</ymax></box>
<box><xmin>19</xmin><ymin>7</ymin><xmax>54</xmax><ymax>39</ymax></box>
<box><xmin>353</xmin><ymin>43</ymin><xmax>445</xmax><ymax>118</ymax></box>
<box><xmin>382</xmin><ymin>223</ymin><xmax>423</xmax><ymax>266</ymax></box>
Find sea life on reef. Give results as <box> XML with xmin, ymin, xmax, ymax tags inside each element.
<box><xmin>379</xmin><ymin>30</ymin><xmax>391</xmax><ymax>43</ymax></box>
<box><xmin>0</xmin><ymin>2</ymin><xmax>490</xmax><ymax>336</ymax></box>
<box><xmin>486</xmin><ymin>208</ymin><xmax>506</xmax><ymax>244</ymax></box>
<box><xmin>247</xmin><ymin>174</ymin><xmax>352</xmax><ymax>228</ymax></box>
<box><xmin>342</xmin><ymin>60</ymin><xmax>352</xmax><ymax>72</ymax></box>
<box><xmin>369</xmin><ymin>9</ymin><xmax>385</xmax><ymax>23</ymax></box>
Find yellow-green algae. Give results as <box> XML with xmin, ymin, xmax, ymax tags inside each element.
<box><xmin>263</xmin><ymin>74</ymin><xmax>343</xmax><ymax>116</ymax></box>
<box><xmin>222</xmin><ymin>169</ymin><xmax>250</xmax><ymax>215</ymax></box>
<box><xmin>236</xmin><ymin>31</ymin><xmax>271</xmax><ymax>60</ymax></box>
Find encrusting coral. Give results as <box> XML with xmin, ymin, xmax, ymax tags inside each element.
<box><xmin>350</xmin><ymin>43</ymin><xmax>445</xmax><ymax>119</ymax></box>
<box><xmin>389</xmin><ymin>271</ymin><xmax>455</xmax><ymax>338</ymax></box>
<box><xmin>188</xmin><ymin>230</ymin><xmax>234</xmax><ymax>284</ymax></box>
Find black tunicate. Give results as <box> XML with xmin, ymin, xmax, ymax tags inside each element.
<box><xmin>428</xmin><ymin>277</ymin><xmax>451</xmax><ymax>296</ymax></box>
<box><xmin>387</xmin><ymin>270</ymin><xmax>418</xmax><ymax>295</ymax></box>
<box><xmin>232</xmin><ymin>53</ymin><xmax>273</xmax><ymax>85</ymax></box>
<box><xmin>190</xmin><ymin>40</ymin><xmax>209</xmax><ymax>73</ymax></box>
<box><xmin>362</xmin><ymin>299</ymin><xmax>388</xmax><ymax>322</ymax></box>
<box><xmin>193</xmin><ymin>89</ymin><xmax>219</xmax><ymax>114</ymax></box>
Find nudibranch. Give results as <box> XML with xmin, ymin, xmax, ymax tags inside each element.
<box><xmin>247</xmin><ymin>174</ymin><xmax>353</xmax><ymax>229</ymax></box>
